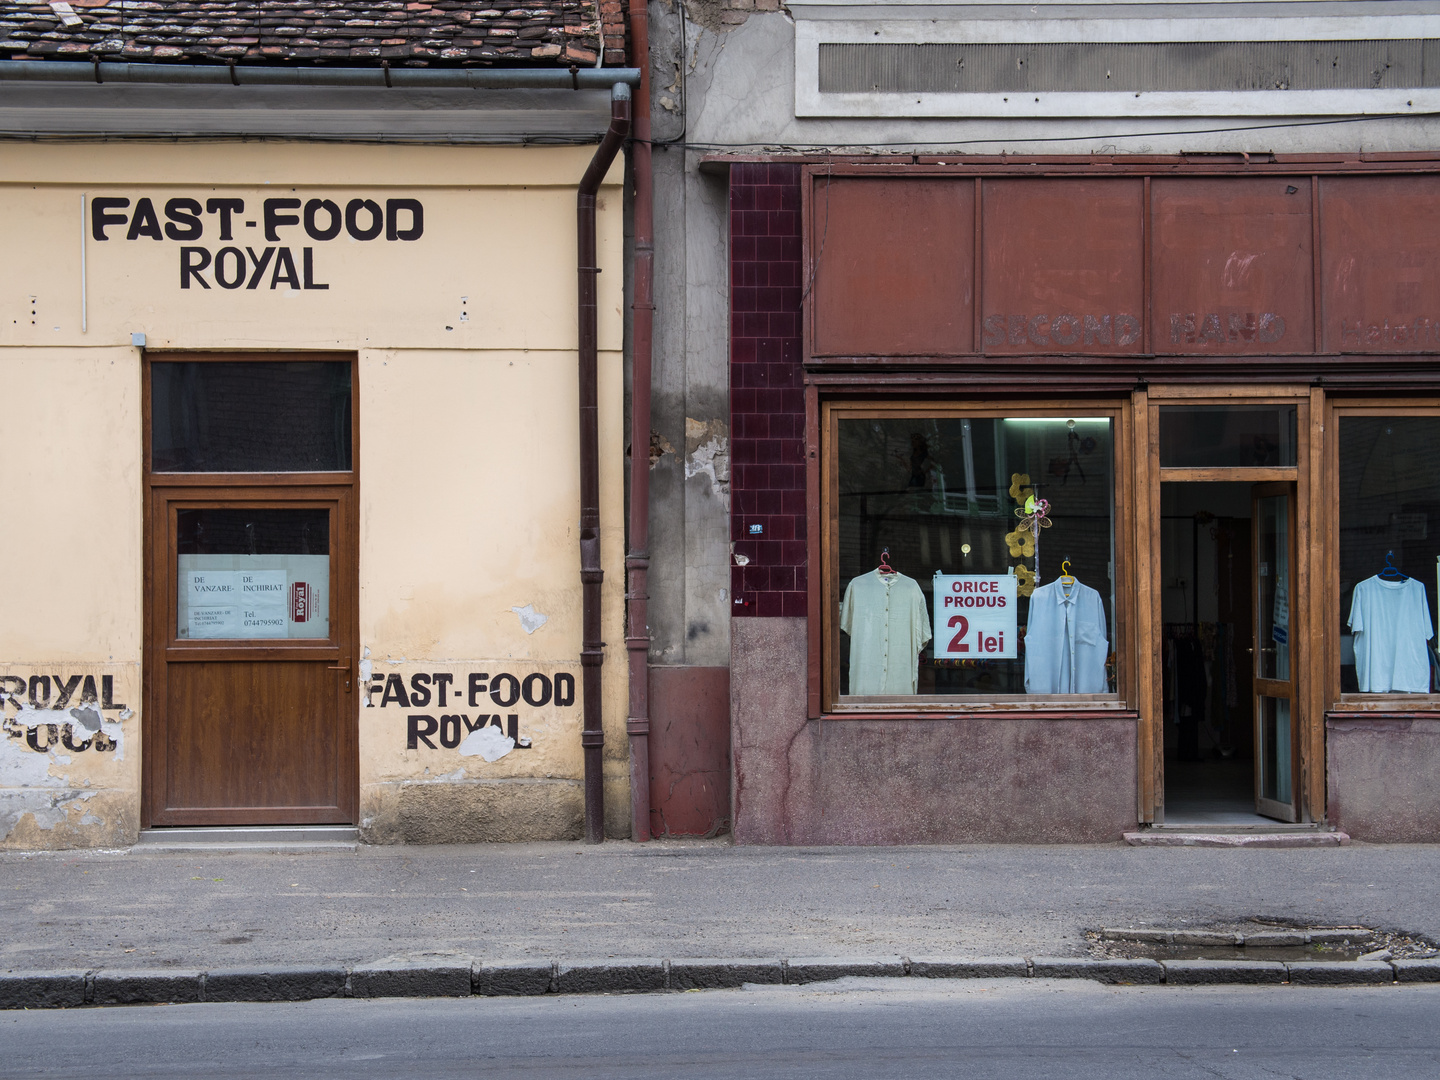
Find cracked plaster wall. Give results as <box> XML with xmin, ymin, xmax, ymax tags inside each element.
<box><xmin>0</xmin><ymin>348</ymin><xmax>142</xmax><ymax>850</ymax></box>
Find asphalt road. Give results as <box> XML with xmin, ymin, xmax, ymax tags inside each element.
<box><xmin>6</xmin><ymin>839</ymin><xmax>1440</xmax><ymax>971</ymax></box>
<box><xmin>4</xmin><ymin>979</ymin><xmax>1439</xmax><ymax>1079</ymax></box>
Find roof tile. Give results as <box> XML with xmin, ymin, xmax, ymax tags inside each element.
<box><xmin>0</xmin><ymin>0</ymin><xmax>621</xmax><ymax>64</ymax></box>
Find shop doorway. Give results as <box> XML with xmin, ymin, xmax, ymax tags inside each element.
<box><xmin>1152</xmin><ymin>398</ymin><xmax>1306</xmax><ymax>825</ymax></box>
<box><xmin>142</xmin><ymin>355</ymin><xmax>359</xmax><ymax>827</ymax></box>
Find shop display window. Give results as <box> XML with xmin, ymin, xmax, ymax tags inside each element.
<box><xmin>830</xmin><ymin>409</ymin><xmax>1118</xmax><ymax>704</ymax></box>
<box><xmin>1337</xmin><ymin>414</ymin><xmax>1440</xmax><ymax>695</ymax></box>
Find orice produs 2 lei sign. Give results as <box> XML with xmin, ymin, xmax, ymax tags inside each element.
<box><xmin>89</xmin><ymin>193</ymin><xmax>424</xmax><ymax>292</ymax></box>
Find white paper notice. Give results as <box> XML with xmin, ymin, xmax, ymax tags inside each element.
<box><xmin>178</xmin><ymin>555</ymin><xmax>329</xmax><ymax>640</ymax></box>
<box><xmin>932</xmin><ymin>573</ymin><xmax>1018</xmax><ymax>659</ymax></box>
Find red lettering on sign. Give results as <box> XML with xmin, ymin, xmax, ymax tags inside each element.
<box><xmin>948</xmin><ymin>614</ymin><xmax>969</xmax><ymax>653</ymax></box>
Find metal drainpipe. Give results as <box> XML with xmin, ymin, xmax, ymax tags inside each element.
<box><xmin>578</xmin><ymin>82</ymin><xmax>632</xmax><ymax>844</ymax></box>
<box><xmin>625</xmin><ymin>0</ymin><xmax>655</xmax><ymax>843</ymax></box>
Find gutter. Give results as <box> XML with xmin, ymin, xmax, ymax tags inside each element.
<box><xmin>0</xmin><ymin>57</ymin><xmax>639</xmax><ymax>846</ymax></box>
<box><xmin>624</xmin><ymin>0</ymin><xmax>655</xmax><ymax>843</ymax></box>
<box><xmin>0</xmin><ymin>60</ymin><xmax>639</xmax><ymax>91</ymax></box>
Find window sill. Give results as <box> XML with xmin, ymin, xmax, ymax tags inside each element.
<box><xmin>1333</xmin><ymin>695</ymin><xmax>1440</xmax><ymax>712</ymax></box>
<box><xmin>826</xmin><ymin>694</ymin><xmax>1129</xmax><ymax>717</ymax></box>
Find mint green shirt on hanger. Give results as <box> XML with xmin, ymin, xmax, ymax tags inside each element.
<box><xmin>840</xmin><ymin>570</ymin><xmax>932</xmax><ymax>695</ymax></box>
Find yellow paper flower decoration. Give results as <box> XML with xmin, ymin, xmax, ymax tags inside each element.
<box><xmin>1014</xmin><ymin>564</ymin><xmax>1037</xmax><ymax>597</ymax></box>
<box><xmin>1008</xmin><ymin>472</ymin><xmax>1033</xmax><ymax>504</ymax></box>
<box><xmin>1004</xmin><ymin>527</ymin><xmax>1036</xmax><ymax>558</ymax></box>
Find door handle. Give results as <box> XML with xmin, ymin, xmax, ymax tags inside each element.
<box><xmin>328</xmin><ymin>657</ymin><xmax>352</xmax><ymax>692</ymax></box>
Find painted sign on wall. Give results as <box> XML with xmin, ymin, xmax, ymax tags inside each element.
<box><xmin>366</xmin><ymin>669</ymin><xmax>576</xmax><ymax>762</ymax></box>
<box><xmin>90</xmin><ymin>194</ymin><xmax>424</xmax><ymax>293</ymax></box>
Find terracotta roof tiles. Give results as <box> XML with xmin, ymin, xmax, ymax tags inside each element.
<box><xmin>0</xmin><ymin>0</ymin><xmax>627</xmax><ymax>65</ymax></box>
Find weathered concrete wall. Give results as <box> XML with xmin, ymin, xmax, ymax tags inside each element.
<box><xmin>731</xmin><ymin>618</ymin><xmax>1138</xmax><ymax>844</ymax></box>
<box><xmin>1327</xmin><ymin>716</ymin><xmax>1440</xmax><ymax>842</ymax></box>
<box><xmin>641</xmin><ymin>0</ymin><xmax>738</xmax><ymax>834</ymax></box>
<box><xmin>648</xmin><ymin>665</ymin><xmax>730</xmax><ymax>836</ymax></box>
<box><xmin>678</xmin><ymin>8</ymin><xmax>1440</xmax><ymax>155</ymax></box>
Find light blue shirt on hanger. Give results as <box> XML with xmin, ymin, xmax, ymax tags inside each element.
<box><xmin>1024</xmin><ymin>578</ymin><xmax>1110</xmax><ymax>695</ymax></box>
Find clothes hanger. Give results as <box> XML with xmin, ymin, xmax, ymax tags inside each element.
<box><xmin>1059</xmin><ymin>558</ymin><xmax>1075</xmax><ymax>586</ymax></box>
<box><xmin>877</xmin><ymin>548</ymin><xmax>896</xmax><ymax>576</ymax></box>
<box><xmin>1380</xmin><ymin>550</ymin><xmax>1409</xmax><ymax>581</ymax></box>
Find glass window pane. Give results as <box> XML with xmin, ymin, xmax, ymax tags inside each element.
<box><xmin>1338</xmin><ymin>416</ymin><xmax>1440</xmax><ymax>693</ymax></box>
<box><xmin>177</xmin><ymin>508</ymin><xmax>330</xmax><ymax>640</ymax></box>
<box><xmin>1159</xmin><ymin>405</ymin><xmax>1296</xmax><ymax>468</ymax></box>
<box><xmin>837</xmin><ymin>415</ymin><xmax>1115</xmax><ymax>698</ymax></box>
<box><xmin>152</xmin><ymin>361</ymin><xmax>352</xmax><ymax>472</ymax></box>
<box><xmin>1254</xmin><ymin>494</ymin><xmax>1291</xmax><ymax>682</ymax></box>
<box><xmin>1259</xmin><ymin>696</ymin><xmax>1292</xmax><ymax>804</ymax></box>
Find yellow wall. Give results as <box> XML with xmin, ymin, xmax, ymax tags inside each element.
<box><xmin>0</xmin><ymin>142</ymin><xmax>629</xmax><ymax>847</ymax></box>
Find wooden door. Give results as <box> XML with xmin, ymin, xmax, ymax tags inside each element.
<box><xmin>143</xmin><ymin>355</ymin><xmax>359</xmax><ymax>827</ymax></box>
<box><xmin>1252</xmin><ymin>482</ymin><xmax>1300</xmax><ymax>822</ymax></box>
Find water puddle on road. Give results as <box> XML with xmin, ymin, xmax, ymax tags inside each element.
<box><xmin>1088</xmin><ymin>921</ymin><xmax>1439</xmax><ymax>964</ymax></box>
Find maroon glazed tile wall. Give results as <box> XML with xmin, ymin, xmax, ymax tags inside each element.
<box><xmin>730</xmin><ymin>162</ymin><xmax>807</xmax><ymax>619</ymax></box>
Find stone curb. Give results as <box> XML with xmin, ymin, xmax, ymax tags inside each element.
<box><xmin>1162</xmin><ymin>959</ymin><xmax>1288</xmax><ymax>985</ymax></box>
<box><xmin>1285</xmin><ymin>960</ymin><xmax>1396</xmax><ymax>986</ymax></box>
<box><xmin>349</xmin><ymin>960</ymin><xmax>473</xmax><ymax>999</ymax></box>
<box><xmin>204</xmin><ymin>966</ymin><xmax>347</xmax><ymax>1003</ymax></box>
<box><xmin>3</xmin><ymin>955</ymin><xmax>1430</xmax><ymax>1008</ymax></box>
<box><xmin>1032</xmin><ymin>957</ymin><xmax>1164</xmax><ymax>984</ymax></box>
<box><xmin>1393</xmin><ymin>959</ymin><xmax>1440</xmax><ymax>983</ymax></box>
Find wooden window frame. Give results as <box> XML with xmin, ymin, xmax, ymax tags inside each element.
<box><xmin>814</xmin><ymin>397</ymin><xmax>1133</xmax><ymax>717</ymax></box>
<box><xmin>1324</xmin><ymin>397</ymin><xmax>1440</xmax><ymax>714</ymax></box>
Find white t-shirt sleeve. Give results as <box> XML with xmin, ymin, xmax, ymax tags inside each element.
<box><xmin>1348</xmin><ymin>585</ymin><xmax>1364</xmax><ymax>633</ymax></box>
<box><xmin>912</xmin><ymin>581</ymin><xmax>932</xmax><ymax>649</ymax></box>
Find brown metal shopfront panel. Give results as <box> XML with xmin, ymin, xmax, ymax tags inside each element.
<box><xmin>1320</xmin><ymin>175</ymin><xmax>1440</xmax><ymax>353</ymax></box>
<box><xmin>1151</xmin><ymin>177</ymin><xmax>1315</xmax><ymax>355</ymax></box>
<box><xmin>980</xmin><ymin>178</ymin><xmax>1144</xmax><ymax>357</ymax></box>
<box><xmin>802</xmin><ymin>164</ymin><xmax>1440</xmax><ymax>364</ymax></box>
<box><xmin>810</xmin><ymin>177</ymin><xmax>975</xmax><ymax>357</ymax></box>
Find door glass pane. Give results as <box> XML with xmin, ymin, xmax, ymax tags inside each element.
<box><xmin>1258</xmin><ymin>696</ymin><xmax>1292</xmax><ymax>804</ymax></box>
<box><xmin>1159</xmin><ymin>406</ymin><xmax>1297</xmax><ymax>468</ymax></box>
<box><xmin>1337</xmin><ymin>416</ymin><xmax>1440</xmax><ymax>693</ymax></box>
<box><xmin>176</xmin><ymin>508</ymin><xmax>330</xmax><ymax>640</ymax></box>
<box><xmin>152</xmin><ymin>361</ymin><xmax>352</xmax><ymax>472</ymax></box>
<box><xmin>1255</xmin><ymin>494</ymin><xmax>1290</xmax><ymax>681</ymax></box>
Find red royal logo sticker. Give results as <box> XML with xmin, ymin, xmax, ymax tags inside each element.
<box><xmin>290</xmin><ymin>581</ymin><xmax>311</xmax><ymax>623</ymax></box>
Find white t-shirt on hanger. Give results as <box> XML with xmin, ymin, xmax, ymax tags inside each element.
<box><xmin>1348</xmin><ymin>575</ymin><xmax>1434</xmax><ymax>693</ymax></box>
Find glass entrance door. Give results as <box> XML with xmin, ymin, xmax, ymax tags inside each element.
<box><xmin>1252</xmin><ymin>483</ymin><xmax>1299</xmax><ymax>822</ymax></box>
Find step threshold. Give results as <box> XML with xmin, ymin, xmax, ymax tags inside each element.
<box><xmin>1149</xmin><ymin>822</ymin><xmax>1326</xmax><ymax>833</ymax></box>
<box><xmin>134</xmin><ymin>825</ymin><xmax>359</xmax><ymax>853</ymax></box>
<box><xmin>1125</xmin><ymin>828</ymin><xmax>1349</xmax><ymax>848</ymax></box>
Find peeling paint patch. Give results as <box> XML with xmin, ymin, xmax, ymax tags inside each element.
<box><xmin>458</xmin><ymin>724</ymin><xmax>516</xmax><ymax>762</ymax></box>
<box><xmin>650</xmin><ymin>430</ymin><xmax>676</xmax><ymax>468</ymax></box>
<box><xmin>359</xmin><ymin>651</ymin><xmax>375</xmax><ymax>706</ymax></box>
<box><xmin>685</xmin><ymin>418</ymin><xmax>730</xmax><ymax>506</ymax></box>
<box><xmin>6</xmin><ymin>707</ymin><xmax>124</xmax><ymax>759</ymax></box>
<box><xmin>0</xmin><ymin>788</ymin><xmax>97</xmax><ymax>837</ymax></box>
<box><xmin>511</xmin><ymin>604</ymin><xmax>548</xmax><ymax>634</ymax></box>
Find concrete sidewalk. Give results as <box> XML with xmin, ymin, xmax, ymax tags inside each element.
<box><xmin>5</xmin><ymin>838</ymin><xmax>1440</xmax><ymax>977</ymax></box>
